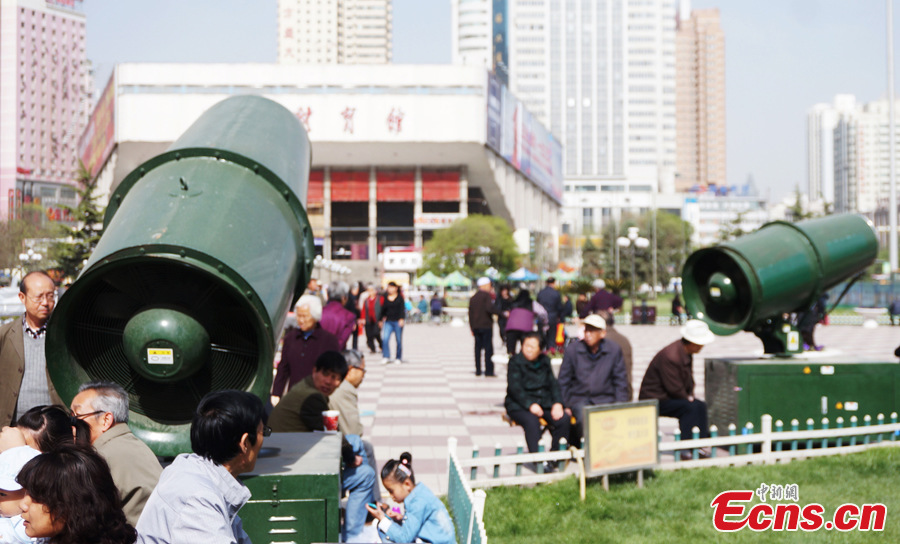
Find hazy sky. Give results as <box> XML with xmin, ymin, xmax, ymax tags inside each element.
<box><xmin>83</xmin><ymin>0</ymin><xmax>898</xmax><ymax>202</ymax></box>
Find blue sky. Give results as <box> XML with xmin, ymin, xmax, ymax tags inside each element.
<box><xmin>83</xmin><ymin>0</ymin><xmax>898</xmax><ymax>201</ymax></box>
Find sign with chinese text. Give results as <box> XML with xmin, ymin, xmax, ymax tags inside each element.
<box><xmin>584</xmin><ymin>401</ymin><xmax>658</xmax><ymax>477</ymax></box>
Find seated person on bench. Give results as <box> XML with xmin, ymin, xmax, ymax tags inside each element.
<box><xmin>638</xmin><ymin>319</ymin><xmax>714</xmax><ymax>441</ymax></box>
<box><xmin>558</xmin><ymin>314</ymin><xmax>629</xmax><ymax>437</ymax></box>
<box><xmin>505</xmin><ymin>332</ymin><xmax>571</xmax><ymax>472</ymax></box>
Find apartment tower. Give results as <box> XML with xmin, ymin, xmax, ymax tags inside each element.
<box><xmin>0</xmin><ymin>0</ymin><xmax>89</xmax><ymax>221</ymax></box>
<box><xmin>278</xmin><ymin>0</ymin><xmax>392</xmax><ymax>64</ymax></box>
<box><xmin>675</xmin><ymin>4</ymin><xmax>725</xmax><ymax>192</ymax></box>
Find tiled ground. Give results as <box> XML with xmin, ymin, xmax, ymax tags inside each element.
<box><xmin>354</xmin><ymin>321</ymin><xmax>900</xmax><ymax>495</ymax></box>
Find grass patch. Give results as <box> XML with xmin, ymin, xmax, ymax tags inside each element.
<box><xmin>483</xmin><ymin>446</ymin><xmax>899</xmax><ymax>543</ymax></box>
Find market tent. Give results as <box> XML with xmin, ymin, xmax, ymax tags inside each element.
<box><xmin>442</xmin><ymin>270</ymin><xmax>472</xmax><ymax>287</ymax></box>
<box><xmin>416</xmin><ymin>270</ymin><xmax>442</xmax><ymax>286</ymax></box>
<box><xmin>507</xmin><ymin>267</ymin><xmax>539</xmax><ymax>282</ymax></box>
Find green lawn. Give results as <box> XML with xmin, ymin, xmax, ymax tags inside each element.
<box><xmin>483</xmin><ymin>446</ymin><xmax>899</xmax><ymax>543</ymax></box>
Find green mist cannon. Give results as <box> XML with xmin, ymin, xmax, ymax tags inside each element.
<box><xmin>682</xmin><ymin>214</ymin><xmax>878</xmax><ymax>355</ymax></box>
<box><xmin>46</xmin><ymin>95</ymin><xmax>315</xmax><ymax>456</ymax></box>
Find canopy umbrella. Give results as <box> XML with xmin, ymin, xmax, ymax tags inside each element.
<box><xmin>415</xmin><ymin>270</ymin><xmax>442</xmax><ymax>287</ymax></box>
<box><xmin>507</xmin><ymin>267</ymin><xmax>539</xmax><ymax>282</ymax></box>
<box><xmin>441</xmin><ymin>270</ymin><xmax>472</xmax><ymax>287</ymax></box>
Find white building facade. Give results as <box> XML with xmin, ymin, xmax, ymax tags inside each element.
<box><xmin>450</xmin><ymin>0</ymin><xmax>678</xmax><ymax>239</ymax></box>
<box><xmin>84</xmin><ymin>63</ymin><xmax>562</xmax><ymax>280</ymax></box>
<box><xmin>450</xmin><ymin>0</ymin><xmax>491</xmax><ymax>69</ymax></box>
<box><xmin>806</xmin><ymin>94</ymin><xmax>855</xmax><ymax>204</ymax></box>
<box><xmin>832</xmin><ymin>97</ymin><xmax>900</xmax><ymax>214</ymax></box>
<box><xmin>277</xmin><ymin>0</ymin><xmax>392</xmax><ymax>65</ymax></box>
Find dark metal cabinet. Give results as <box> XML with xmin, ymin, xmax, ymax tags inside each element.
<box><xmin>706</xmin><ymin>357</ymin><xmax>900</xmax><ymax>431</ymax></box>
<box><xmin>241</xmin><ymin>433</ymin><xmax>341</xmax><ymax>544</ymax></box>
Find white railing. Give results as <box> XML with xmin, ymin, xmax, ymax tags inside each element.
<box><xmin>446</xmin><ymin>437</ymin><xmax>489</xmax><ymax>544</ymax></box>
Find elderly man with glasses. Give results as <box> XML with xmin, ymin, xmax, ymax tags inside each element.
<box><xmin>0</xmin><ymin>271</ymin><xmax>63</xmax><ymax>426</ymax></box>
<box><xmin>70</xmin><ymin>381</ymin><xmax>163</xmax><ymax>526</ymax></box>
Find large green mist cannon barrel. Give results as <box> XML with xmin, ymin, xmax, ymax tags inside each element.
<box><xmin>683</xmin><ymin>214</ymin><xmax>877</xmax><ymax>354</ymax></box>
<box><xmin>47</xmin><ymin>95</ymin><xmax>315</xmax><ymax>456</ymax></box>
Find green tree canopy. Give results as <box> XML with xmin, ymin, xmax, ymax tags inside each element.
<box><xmin>420</xmin><ymin>214</ymin><xmax>519</xmax><ymax>278</ymax></box>
<box><xmin>49</xmin><ymin>161</ymin><xmax>104</xmax><ymax>280</ymax></box>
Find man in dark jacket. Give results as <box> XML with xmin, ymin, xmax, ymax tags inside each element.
<box><xmin>582</xmin><ymin>279</ymin><xmax>623</xmax><ymax>321</ymax></box>
<box><xmin>505</xmin><ymin>332</ymin><xmax>570</xmax><ymax>464</ymax></box>
<box><xmin>469</xmin><ymin>277</ymin><xmax>498</xmax><ymax>376</ymax></box>
<box><xmin>639</xmin><ymin>319</ymin><xmax>715</xmax><ymax>441</ymax></box>
<box><xmin>536</xmin><ymin>278</ymin><xmax>563</xmax><ymax>350</ymax></box>
<box><xmin>596</xmin><ymin>309</ymin><xmax>634</xmax><ymax>400</ymax></box>
<box><xmin>558</xmin><ymin>314</ymin><xmax>629</xmax><ymax>434</ymax></box>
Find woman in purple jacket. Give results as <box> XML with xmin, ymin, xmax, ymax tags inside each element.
<box><xmin>505</xmin><ymin>289</ymin><xmax>535</xmax><ymax>356</ymax></box>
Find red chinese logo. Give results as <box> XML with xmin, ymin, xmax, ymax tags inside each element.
<box><xmin>342</xmin><ymin>107</ymin><xmax>356</xmax><ymax>134</ymax></box>
<box><xmin>387</xmin><ymin>108</ymin><xmax>404</xmax><ymax>133</ymax></box>
<box><xmin>295</xmin><ymin>107</ymin><xmax>312</xmax><ymax>132</ymax></box>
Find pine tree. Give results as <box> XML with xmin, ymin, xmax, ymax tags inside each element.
<box><xmin>50</xmin><ymin>161</ymin><xmax>104</xmax><ymax>279</ymax></box>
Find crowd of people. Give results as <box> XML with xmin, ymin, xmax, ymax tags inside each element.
<box><xmin>462</xmin><ymin>276</ymin><xmax>718</xmax><ymax>465</ymax></box>
<box><xmin>0</xmin><ymin>269</ymin><xmax>719</xmax><ymax>543</ymax></box>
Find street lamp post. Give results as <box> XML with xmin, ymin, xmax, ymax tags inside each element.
<box><xmin>616</xmin><ymin>227</ymin><xmax>650</xmax><ymax>320</ymax></box>
<box><xmin>18</xmin><ymin>248</ymin><xmax>43</xmax><ymax>277</ymax></box>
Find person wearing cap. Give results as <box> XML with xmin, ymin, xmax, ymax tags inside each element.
<box><xmin>558</xmin><ymin>314</ymin><xmax>629</xmax><ymax>435</ymax></box>
<box><xmin>69</xmin><ymin>381</ymin><xmax>163</xmax><ymax>527</ymax></box>
<box><xmin>639</xmin><ymin>319</ymin><xmax>716</xmax><ymax>442</ymax></box>
<box><xmin>0</xmin><ymin>445</ymin><xmax>40</xmax><ymax>543</ymax></box>
<box><xmin>468</xmin><ymin>277</ymin><xmax>498</xmax><ymax>377</ymax></box>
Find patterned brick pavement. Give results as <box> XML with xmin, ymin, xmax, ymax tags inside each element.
<box><xmin>356</xmin><ymin>321</ymin><xmax>900</xmax><ymax>495</ymax></box>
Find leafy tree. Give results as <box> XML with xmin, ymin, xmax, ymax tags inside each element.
<box><xmin>420</xmin><ymin>214</ymin><xmax>519</xmax><ymax>278</ymax></box>
<box><xmin>788</xmin><ymin>186</ymin><xmax>813</xmax><ymax>222</ymax></box>
<box><xmin>718</xmin><ymin>210</ymin><xmax>748</xmax><ymax>242</ymax></box>
<box><xmin>579</xmin><ymin>235</ymin><xmax>604</xmax><ymax>277</ymax></box>
<box><xmin>0</xmin><ymin>206</ymin><xmax>55</xmax><ymax>278</ymax></box>
<box><xmin>49</xmin><ymin>161</ymin><xmax>104</xmax><ymax>280</ymax></box>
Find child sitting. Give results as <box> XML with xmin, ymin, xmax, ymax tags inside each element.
<box><xmin>0</xmin><ymin>445</ymin><xmax>40</xmax><ymax>543</ymax></box>
<box><xmin>365</xmin><ymin>453</ymin><xmax>455</xmax><ymax>544</ymax></box>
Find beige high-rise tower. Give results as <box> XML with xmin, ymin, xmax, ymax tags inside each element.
<box><xmin>675</xmin><ymin>5</ymin><xmax>725</xmax><ymax>191</ymax></box>
<box><xmin>278</xmin><ymin>0</ymin><xmax>392</xmax><ymax>64</ymax></box>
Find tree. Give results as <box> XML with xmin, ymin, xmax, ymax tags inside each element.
<box><xmin>0</xmin><ymin>206</ymin><xmax>55</xmax><ymax>279</ymax></box>
<box><xmin>49</xmin><ymin>161</ymin><xmax>104</xmax><ymax>280</ymax></box>
<box><xmin>420</xmin><ymin>214</ymin><xmax>519</xmax><ymax>278</ymax></box>
<box><xmin>718</xmin><ymin>210</ymin><xmax>748</xmax><ymax>242</ymax></box>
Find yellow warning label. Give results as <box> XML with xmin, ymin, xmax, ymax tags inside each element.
<box><xmin>147</xmin><ymin>348</ymin><xmax>174</xmax><ymax>365</ymax></box>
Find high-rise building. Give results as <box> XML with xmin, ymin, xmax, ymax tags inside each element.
<box><xmin>833</xmin><ymin>98</ymin><xmax>900</xmax><ymax>215</ymax></box>
<box><xmin>450</xmin><ymin>0</ymin><xmax>491</xmax><ymax>69</ymax></box>
<box><xmin>807</xmin><ymin>94</ymin><xmax>855</xmax><ymax>204</ymax></box>
<box><xmin>0</xmin><ymin>0</ymin><xmax>88</xmax><ymax>221</ymax></box>
<box><xmin>451</xmin><ymin>0</ymin><xmax>680</xmax><ymax>237</ymax></box>
<box><xmin>278</xmin><ymin>0</ymin><xmax>392</xmax><ymax>65</ymax></box>
<box><xmin>675</xmin><ymin>5</ymin><xmax>725</xmax><ymax>192</ymax></box>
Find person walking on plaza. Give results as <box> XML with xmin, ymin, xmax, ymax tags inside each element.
<box><xmin>321</xmin><ymin>281</ymin><xmax>356</xmax><ymax>349</ymax></box>
<box><xmin>469</xmin><ymin>277</ymin><xmax>498</xmax><ymax>377</ymax></box>
<box><xmin>505</xmin><ymin>332</ymin><xmax>570</xmax><ymax>472</ymax></box>
<box><xmin>136</xmin><ymin>390</ymin><xmax>268</xmax><ymax>544</ymax></box>
<box><xmin>582</xmin><ymin>279</ymin><xmax>623</xmax><ymax>322</ymax></box>
<box><xmin>639</xmin><ymin>319</ymin><xmax>715</xmax><ymax>446</ymax></box>
<box><xmin>505</xmin><ymin>289</ymin><xmax>535</xmax><ymax>356</ymax></box>
<box><xmin>536</xmin><ymin>277</ymin><xmax>563</xmax><ymax>350</ymax></box>
<box><xmin>361</xmin><ymin>284</ymin><xmax>383</xmax><ymax>354</ymax></box>
<box><xmin>0</xmin><ymin>271</ymin><xmax>63</xmax><ymax>426</ymax></box>
<box><xmin>379</xmin><ymin>282</ymin><xmax>405</xmax><ymax>364</ymax></box>
<box><xmin>558</xmin><ymin>314</ymin><xmax>629</xmax><ymax>435</ymax></box>
<box><xmin>493</xmin><ymin>284</ymin><xmax>513</xmax><ymax>344</ymax></box>
<box><xmin>69</xmin><ymin>381</ymin><xmax>162</xmax><ymax>526</ymax></box>
<box><xmin>429</xmin><ymin>292</ymin><xmax>444</xmax><ymax>324</ymax></box>
<box><xmin>271</xmin><ymin>295</ymin><xmax>340</xmax><ymax>403</ymax></box>
<box><xmin>346</xmin><ymin>282</ymin><xmax>363</xmax><ymax>350</ymax></box>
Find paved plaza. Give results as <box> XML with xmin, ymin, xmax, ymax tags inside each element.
<box><xmin>357</xmin><ymin>320</ymin><xmax>900</xmax><ymax>495</ymax></box>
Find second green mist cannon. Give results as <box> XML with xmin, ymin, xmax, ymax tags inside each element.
<box><xmin>682</xmin><ymin>214</ymin><xmax>878</xmax><ymax>355</ymax></box>
<box><xmin>46</xmin><ymin>95</ymin><xmax>315</xmax><ymax>456</ymax></box>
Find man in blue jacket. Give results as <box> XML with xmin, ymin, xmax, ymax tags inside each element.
<box><xmin>558</xmin><ymin>314</ymin><xmax>629</xmax><ymax>435</ymax></box>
